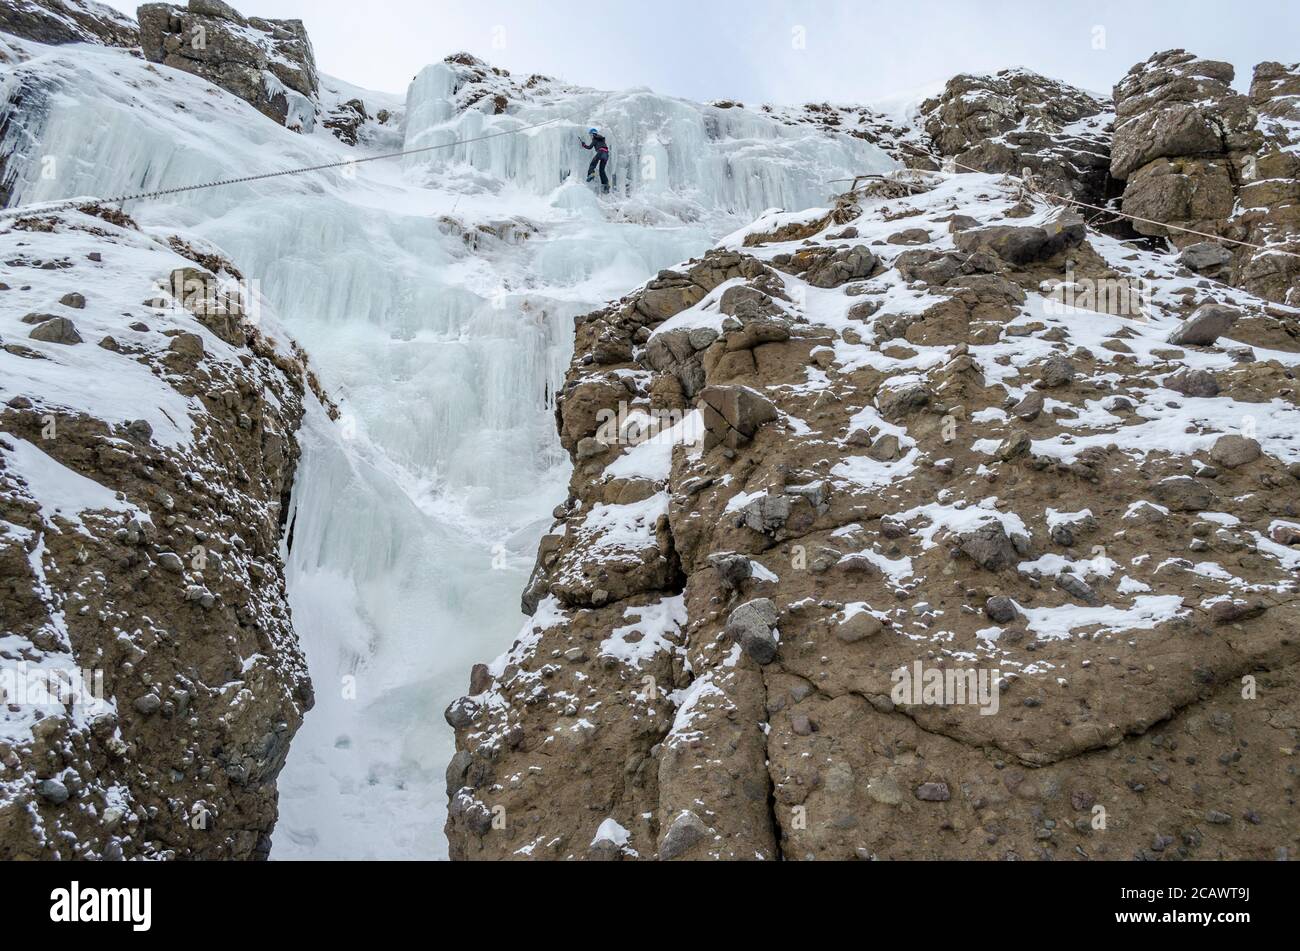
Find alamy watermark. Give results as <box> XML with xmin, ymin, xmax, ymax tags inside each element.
<box><xmin>1043</xmin><ymin>263</ymin><xmax>1152</xmax><ymax>321</ymax></box>
<box><xmin>891</xmin><ymin>660</ymin><xmax>1001</xmax><ymax>716</ymax></box>
<box><xmin>49</xmin><ymin>881</ymin><xmax>151</xmax><ymax>932</ymax></box>
<box><xmin>594</xmin><ymin>401</ymin><xmax>687</xmax><ymax>447</ymax></box>
<box><xmin>0</xmin><ymin>663</ymin><xmax>107</xmax><ymax>710</ymax></box>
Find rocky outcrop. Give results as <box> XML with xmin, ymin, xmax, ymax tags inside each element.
<box><xmin>1112</xmin><ymin>51</ymin><xmax>1257</xmax><ymax>183</ymax></box>
<box><xmin>1240</xmin><ymin>61</ymin><xmax>1300</xmax><ymax>305</ymax></box>
<box><xmin>317</xmin><ymin>81</ymin><xmax>395</xmax><ymax>148</ymax></box>
<box><xmin>768</xmin><ymin>101</ymin><xmax>940</xmax><ymax>171</ymax></box>
<box><xmin>322</xmin><ymin>98</ymin><xmax>367</xmax><ymax>146</ymax></box>
<box><xmin>1112</xmin><ymin>51</ymin><xmax>1300</xmax><ymax>306</ymax></box>
<box><xmin>137</xmin><ymin>0</ymin><xmax>318</xmax><ymax>131</ymax></box>
<box><xmin>0</xmin><ymin>205</ymin><xmax>325</xmax><ymax>859</ymax></box>
<box><xmin>919</xmin><ymin>68</ymin><xmax>1115</xmax><ymax>206</ymax></box>
<box><xmin>0</xmin><ymin>0</ymin><xmax>139</xmax><ymax>48</ymax></box>
<box><xmin>446</xmin><ymin>154</ymin><xmax>1300</xmax><ymax>860</ymax></box>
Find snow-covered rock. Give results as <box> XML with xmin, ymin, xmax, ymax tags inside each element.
<box><xmin>1113</xmin><ymin>50</ymin><xmax>1300</xmax><ymax>307</ymax></box>
<box><xmin>138</xmin><ymin>0</ymin><xmax>319</xmax><ymax>131</ymax></box>
<box><xmin>446</xmin><ymin>161</ymin><xmax>1300</xmax><ymax>861</ymax></box>
<box><xmin>0</xmin><ymin>0</ymin><xmax>138</xmax><ymax>49</ymax></box>
<box><xmin>0</xmin><ymin>203</ymin><xmax>327</xmax><ymax>858</ymax></box>
<box><xmin>919</xmin><ymin>68</ymin><xmax>1114</xmax><ymax>205</ymax></box>
<box><xmin>0</xmin><ymin>13</ymin><xmax>901</xmax><ymax>859</ymax></box>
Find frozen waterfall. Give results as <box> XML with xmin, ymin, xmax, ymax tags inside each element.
<box><xmin>0</xmin><ymin>45</ymin><xmax>894</xmax><ymax>857</ymax></box>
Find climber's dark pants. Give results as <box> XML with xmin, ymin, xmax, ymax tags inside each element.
<box><xmin>587</xmin><ymin>152</ymin><xmax>609</xmax><ymax>190</ymax></box>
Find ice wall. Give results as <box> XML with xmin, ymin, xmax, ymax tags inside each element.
<box><xmin>403</xmin><ymin>63</ymin><xmax>894</xmax><ymax>219</ymax></box>
<box><xmin>1</xmin><ymin>39</ymin><xmax>895</xmax><ymax>858</ymax></box>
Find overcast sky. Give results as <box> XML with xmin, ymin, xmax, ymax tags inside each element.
<box><xmin>102</xmin><ymin>1</ymin><xmax>1300</xmax><ymax>103</ymax></box>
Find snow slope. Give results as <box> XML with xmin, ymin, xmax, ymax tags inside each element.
<box><xmin>0</xmin><ymin>37</ymin><xmax>893</xmax><ymax>857</ymax></box>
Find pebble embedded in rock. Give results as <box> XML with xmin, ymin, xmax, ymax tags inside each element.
<box><xmin>468</xmin><ymin>663</ymin><xmax>492</xmax><ymax>695</ymax></box>
<box><xmin>574</xmin><ymin>436</ymin><xmax>607</xmax><ymax>461</ymax></box>
<box><xmin>708</xmin><ymin>552</ymin><xmax>752</xmax><ymax>590</ymax></box>
<box><xmin>659</xmin><ymin>810</ymin><xmax>709</xmax><ymax>860</ymax></box>
<box><xmin>1167</xmin><ymin>303</ymin><xmax>1240</xmax><ymax>347</ymax></box>
<box><xmin>836</xmin><ymin>611</ymin><xmax>882</xmax><ymax>643</ymax></box>
<box><xmin>1012</xmin><ymin>391</ymin><xmax>1044</xmax><ymax>421</ymax></box>
<box><xmin>168</xmin><ymin>332</ymin><xmax>205</xmax><ymax>360</ymax></box>
<box><xmin>887</xmin><ymin>228</ymin><xmax>931</xmax><ymax>245</ymax></box>
<box><xmin>445</xmin><ymin>750</ymin><xmax>473</xmax><ymax>796</ymax></box>
<box><xmin>1179</xmin><ymin>242</ymin><xmax>1232</xmax><ymax>273</ymax></box>
<box><xmin>1056</xmin><ymin>571</ymin><xmax>1100</xmax><ymax>605</ymax></box>
<box><xmin>959</xmin><ymin>522</ymin><xmax>1019</xmax><ymax>571</ymax></box>
<box><xmin>915</xmin><ymin>782</ymin><xmax>951</xmax><ymax>802</ymax></box>
<box><xmin>1166</xmin><ymin>368</ymin><xmax>1220</xmax><ymax>398</ymax></box>
<box><xmin>867</xmin><ymin>774</ymin><xmax>904</xmax><ymax>805</ymax></box>
<box><xmin>984</xmin><ymin>595</ymin><xmax>1019</xmax><ymax>623</ymax></box>
<box><xmin>35</xmin><ymin>778</ymin><xmax>70</xmax><ymax>805</ymax></box>
<box><xmin>725</xmin><ymin>598</ymin><xmax>779</xmax><ymax>664</ymax></box>
<box><xmin>997</xmin><ymin>430</ymin><xmax>1032</xmax><ymax>461</ymax></box>
<box><xmin>867</xmin><ymin>433</ymin><xmax>902</xmax><ymax>462</ymax></box>
<box><xmin>1153</xmin><ymin>476</ymin><xmax>1215</xmax><ymax>512</ymax></box>
<box><xmin>444</xmin><ymin>696</ymin><xmax>479</xmax><ymax>729</ymax></box>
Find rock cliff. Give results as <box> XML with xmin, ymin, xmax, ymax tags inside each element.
<box><xmin>3</xmin><ymin>8</ymin><xmax>1298</xmax><ymax>863</ymax></box>
<box><xmin>137</xmin><ymin>0</ymin><xmax>319</xmax><ymax>131</ymax></box>
<box><xmin>0</xmin><ymin>0</ymin><xmax>139</xmax><ymax>49</ymax></box>
<box><xmin>0</xmin><ymin>204</ymin><xmax>326</xmax><ymax>859</ymax></box>
<box><xmin>447</xmin><ymin>154</ymin><xmax>1300</xmax><ymax>860</ymax></box>
<box><xmin>919</xmin><ymin>68</ymin><xmax>1115</xmax><ymax>207</ymax></box>
<box><xmin>1113</xmin><ymin>51</ymin><xmax>1300</xmax><ymax>306</ymax></box>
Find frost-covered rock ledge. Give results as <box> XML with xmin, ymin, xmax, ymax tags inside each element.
<box><xmin>0</xmin><ymin>205</ymin><xmax>328</xmax><ymax>859</ymax></box>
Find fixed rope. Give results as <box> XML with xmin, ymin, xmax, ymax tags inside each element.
<box><xmin>836</xmin><ymin>142</ymin><xmax>1300</xmax><ymax>262</ymax></box>
<box><xmin>0</xmin><ymin>115</ymin><xmax>567</xmax><ymax>221</ymax></box>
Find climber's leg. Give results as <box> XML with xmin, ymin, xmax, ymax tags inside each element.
<box><xmin>587</xmin><ymin>154</ymin><xmax>600</xmax><ymax>182</ymax></box>
<box><xmin>598</xmin><ymin>156</ymin><xmax>609</xmax><ymax>192</ymax></box>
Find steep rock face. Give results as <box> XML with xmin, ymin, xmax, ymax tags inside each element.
<box><xmin>0</xmin><ymin>206</ymin><xmax>323</xmax><ymax>859</ymax></box>
<box><xmin>446</xmin><ymin>165</ymin><xmax>1300</xmax><ymax>860</ymax></box>
<box><xmin>0</xmin><ymin>0</ymin><xmax>139</xmax><ymax>49</ymax></box>
<box><xmin>919</xmin><ymin>68</ymin><xmax>1114</xmax><ymax>206</ymax></box>
<box><xmin>1112</xmin><ymin>50</ymin><xmax>1300</xmax><ymax>306</ymax></box>
<box><xmin>1240</xmin><ymin>61</ymin><xmax>1300</xmax><ymax>305</ymax></box>
<box><xmin>136</xmin><ymin>0</ymin><xmax>318</xmax><ymax>131</ymax></box>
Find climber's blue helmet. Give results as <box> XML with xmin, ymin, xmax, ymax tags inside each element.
<box><xmin>589</xmin><ymin>128</ymin><xmax>599</xmax><ymax>135</ymax></box>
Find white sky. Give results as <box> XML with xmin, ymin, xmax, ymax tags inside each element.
<box><xmin>101</xmin><ymin>0</ymin><xmax>1299</xmax><ymax>103</ymax></box>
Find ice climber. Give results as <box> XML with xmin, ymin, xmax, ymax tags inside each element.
<box><xmin>580</xmin><ymin>127</ymin><xmax>610</xmax><ymax>193</ymax></box>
